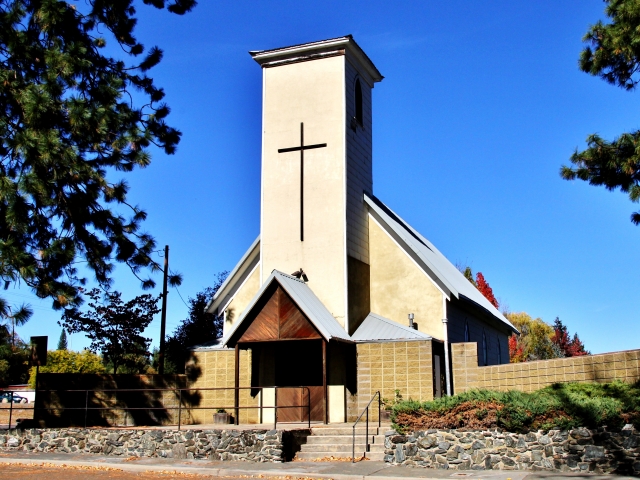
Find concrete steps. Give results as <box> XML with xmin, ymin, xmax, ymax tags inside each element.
<box><xmin>296</xmin><ymin>424</ymin><xmax>390</xmax><ymax>461</ymax></box>
<box><xmin>305</xmin><ymin>434</ymin><xmax>385</xmax><ymax>445</ymax></box>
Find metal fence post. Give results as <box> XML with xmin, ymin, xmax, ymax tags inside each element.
<box><xmin>8</xmin><ymin>392</ymin><xmax>13</xmax><ymax>430</ymax></box>
<box><xmin>178</xmin><ymin>389</ymin><xmax>182</xmax><ymax>431</ymax></box>
<box><xmin>274</xmin><ymin>387</ymin><xmax>277</xmax><ymax>430</ymax></box>
<box><xmin>307</xmin><ymin>387</ymin><xmax>310</xmax><ymax>429</ymax></box>
<box><xmin>365</xmin><ymin>407</ymin><xmax>369</xmax><ymax>457</ymax></box>
<box><xmin>352</xmin><ymin>423</ymin><xmax>356</xmax><ymax>463</ymax></box>
<box><xmin>84</xmin><ymin>390</ymin><xmax>89</xmax><ymax>428</ymax></box>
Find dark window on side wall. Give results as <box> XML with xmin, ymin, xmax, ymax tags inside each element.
<box><xmin>498</xmin><ymin>338</ymin><xmax>502</xmax><ymax>364</ymax></box>
<box><xmin>483</xmin><ymin>332</ymin><xmax>488</xmax><ymax>366</ymax></box>
<box><xmin>464</xmin><ymin>321</ymin><xmax>469</xmax><ymax>342</ymax></box>
<box><xmin>355</xmin><ymin>78</ymin><xmax>363</xmax><ymax>125</ymax></box>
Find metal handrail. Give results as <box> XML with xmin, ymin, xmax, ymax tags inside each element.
<box><xmin>10</xmin><ymin>385</ymin><xmax>313</xmax><ymax>430</ymax></box>
<box><xmin>351</xmin><ymin>390</ymin><xmax>380</xmax><ymax>462</ymax></box>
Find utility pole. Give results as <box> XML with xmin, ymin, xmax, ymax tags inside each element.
<box><xmin>158</xmin><ymin>245</ymin><xmax>169</xmax><ymax>375</ymax></box>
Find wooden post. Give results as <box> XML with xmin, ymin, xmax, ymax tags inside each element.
<box><xmin>322</xmin><ymin>339</ymin><xmax>327</xmax><ymax>424</ymax></box>
<box><xmin>234</xmin><ymin>344</ymin><xmax>240</xmax><ymax>425</ymax></box>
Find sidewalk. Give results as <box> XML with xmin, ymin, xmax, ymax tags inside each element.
<box><xmin>0</xmin><ymin>451</ymin><xmax>637</xmax><ymax>480</ymax></box>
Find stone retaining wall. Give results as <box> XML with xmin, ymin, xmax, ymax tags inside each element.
<box><xmin>0</xmin><ymin>428</ymin><xmax>284</xmax><ymax>462</ymax></box>
<box><xmin>384</xmin><ymin>425</ymin><xmax>640</xmax><ymax>475</ymax></box>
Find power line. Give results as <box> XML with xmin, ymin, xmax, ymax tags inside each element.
<box><xmin>173</xmin><ymin>286</ymin><xmax>189</xmax><ymax>309</ymax></box>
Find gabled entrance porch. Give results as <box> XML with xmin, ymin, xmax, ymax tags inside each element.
<box><xmin>223</xmin><ymin>271</ymin><xmax>354</xmax><ymax>425</ymax></box>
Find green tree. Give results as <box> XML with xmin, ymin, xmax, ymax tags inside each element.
<box><xmin>102</xmin><ymin>341</ymin><xmax>153</xmax><ymax>374</ymax></box>
<box><xmin>163</xmin><ymin>273</ymin><xmax>227</xmax><ymax>373</ymax></box>
<box><xmin>0</xmin><ymin>0</ymin><xmax>193</xmax><ymax>311</ymax></box>
<box><xmin>561</xmin><ymin>0</ymin><xmax>640</xmax><ymax>224</ymax></box>
<box><xmin>60</xmin><ymin>288</ymin><xmax>160</xmax><ymax>374</ymax></box>
<box><xmin>27</xmin><ymin>349</ymin><xmax>105</xmax><ymax>388</ymax></box>
<box><xmin>0</xmin><ymin>325</ymin><xmax>30</xmax><ymax>385</ymax></box>
<box><xmin>463</xmin><ymin>267</ymin><xmax>476</xmax><ymax>287</ymax></box>
<box><xmin>506</xmin><ymin>312</ymin><xmax>560</xmax><ymax>363</ymax></box>
<box><xmin>56</xmin><ymin>328</ymin><xmax>67</xmax><ymax>350</ymax></box>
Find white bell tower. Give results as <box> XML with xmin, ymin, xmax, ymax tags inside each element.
<box><xmin>251</xmin><ymin>36</ymin><xmax>383</xmax><ymax>333</ymax></box>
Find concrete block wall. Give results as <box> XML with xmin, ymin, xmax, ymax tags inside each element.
<box><xmin>189</xmin><ymin>349</ymin><xmax>259</xmax><ymax>424</ymax></box>
<box><xmin>34</xmin><ymin>373</ymin><xmax>192</xmax><ymax>427</ymax></box>
<box><xmin>354</xmin><ymin>340</ymin><xmax>433</xmax><ymax>422</ymax></box>
<box><xmin>452</xmin><ymin>342</ymin><xmax>640</xmax><ymax>393</ymax></box>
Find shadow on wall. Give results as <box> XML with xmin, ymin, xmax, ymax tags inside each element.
<box><xmin>30</xmin><ymin>354</ymin><xmax>204</xmax><ymax>428</ymax></box>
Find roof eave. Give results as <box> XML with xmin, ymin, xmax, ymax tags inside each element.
<box><xmin>458</xmin><ymin>295</ymin><xmax>520</xmax><ymax>335</ymax></box>
<box><xmin>205</xmin><ymin>236</ymin><xmax>260</xmax><ymax>315</ymax></box>
<box><xmin>250</xmin><ymin>35</ymin><xmax>383</xmax><ymax>84</ymax></box>
<box><xmin>222</xmin><ymin>271</ymin><xmax>351</xmax><ymax>348</ymax></box>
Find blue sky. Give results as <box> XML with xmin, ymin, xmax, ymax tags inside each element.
<box><xmin>12</xmin><ymin>0</ymin><xmax>640</xmax><ymax>354</ymax></box>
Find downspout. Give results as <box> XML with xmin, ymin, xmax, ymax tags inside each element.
<box><xmin>442</xmin><ymin>318</ymin><xmax>452</xmax><ymax>396</ymax></box>
<box><xmin>442</xmin><ymin>297</ymin><xmax>452</xmax><ymax>396</ymax></box>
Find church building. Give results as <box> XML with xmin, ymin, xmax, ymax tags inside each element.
<box><xmin>190</xmin><ymin>36</ymin><xmax>517</xmax><ymax>425</ymax></box>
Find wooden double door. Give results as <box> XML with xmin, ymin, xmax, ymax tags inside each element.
<box><xmin>273</xmin><ymin>340</ymin><xmax>325</xmax><ymax>423</ymax></box>
<box><xmin>276</xmin><ymin>386</ymin><xmax>324</xmax><ymax>422</ymax></box>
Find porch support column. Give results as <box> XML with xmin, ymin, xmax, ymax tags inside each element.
<box><xmin>322</xmin><ymin>339</ymin><xmax>327</xmax><ymax>424</ymax></box>
<box><xmin>234</xmin><ymin>344</ymin><xmax>240</xmax><ymax>425</ymax></box>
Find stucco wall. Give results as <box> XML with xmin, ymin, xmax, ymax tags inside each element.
<box><xmin>345</xmin><ymin>57</ymin><xmax>373</xmax><ymax>265</ymax></box>
<box><xmin>355</xmin><ymin>340</ymin><xmax>433</xmax><ymax>422</ymax></box>
<box><xmin>189</xmin><ymin>349</ymin><xmax>259</xmax><ymax>424</ymax></box>
<box><xmin>223</xmin><ymin>264</ymin><xmax>260</xmax><ymax>336</ymax></box>
<box><xmin>452</xmin><ymin>342</ymin><xmax>640</xmax><ymax>394</ymax></box>
<box><xmin>260</xmin><ymin>55</ymin><xmax>347</xmax><ymax>327</ymax></box>
<box><xmin>369</xmin><ymin>217</ymin><xmax>444</xmax><ymax>338</ymax></box>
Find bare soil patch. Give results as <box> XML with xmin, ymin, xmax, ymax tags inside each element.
<box><xmin>0</xmin><ymin>402</ymin><xmax>34</xmax><ymax>424</ymax></box>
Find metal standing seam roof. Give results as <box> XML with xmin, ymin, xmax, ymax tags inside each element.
<box><xmin>191</xmin><ymin>338</ymin><xmax>227</xmax><ymax>351</ymax></box>
<box><xmin>205</xmin><ymin>236</ymin><xmax>260</xmax><ymax>316</ymax></box>
<box><xmin>352</xmin><ymin>312</ymin><xmax>431</xmax><ymax>342</ymax></box>
<box><xmin>222</xmin><ymin>270</ymin><xmax>351</xmax><ymax>346</ymax></box>
<box><xmin>364</xmin><ymin>193</ymin><xmax>518</xmax><ymax>334</ymax></box>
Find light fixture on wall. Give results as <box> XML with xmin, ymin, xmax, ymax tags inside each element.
<box><xmin>408</xmin><ymin>313</ymin><xmax>415</xmax><ymax>329</ymax></box>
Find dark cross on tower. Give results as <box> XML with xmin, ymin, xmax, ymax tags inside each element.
<box><xmin>278</xmin><ymin>122</ymin><xmax>327</xmax><ymax>241</ymax></box>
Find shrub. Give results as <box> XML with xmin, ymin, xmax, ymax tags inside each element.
<box><xmin>391</xmin><ymin>381</ymin><xmax>640</xmax><ymax>433</ymax></box>
<box><xmin>28</xmin><ymin>350</ymin><xmax>106</xmax><ymax>388</ymax></box>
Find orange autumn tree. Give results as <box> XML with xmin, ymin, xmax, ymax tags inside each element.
<box><xmin>458</xmin><ymin>265</ymin><xmax>589</xmax><ymax>363</ymax></box>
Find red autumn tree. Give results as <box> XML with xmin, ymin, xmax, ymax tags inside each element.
<box><xmin>551</xmin><ymin>317</ymin><xmax>589</xmax><ymax>357</ymax></box>
<box><xmin>508</xmin><ymin>334</ymin><xmax>525</xmax><ymax>363</ymax></box>
<box><xmin>475</xmin><ymin>272</ymin><xmax>499</xmax><ymax>309</ymax></box>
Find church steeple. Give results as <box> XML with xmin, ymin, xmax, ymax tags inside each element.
<box><xmin>251</xmin><ymin>36</ymin><xmax>383</xmax><ymax>332</ymax></box>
